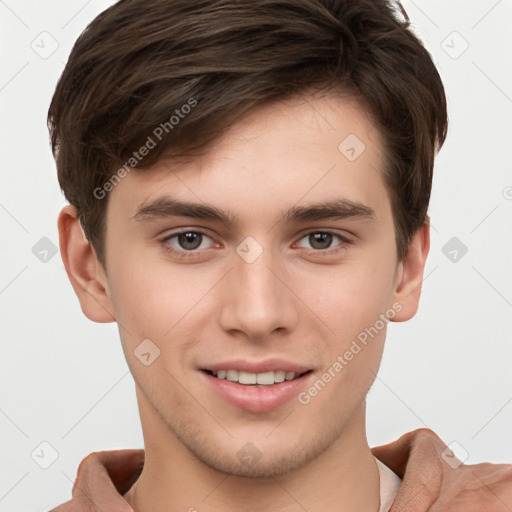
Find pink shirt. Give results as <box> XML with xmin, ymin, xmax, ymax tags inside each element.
<box><xmin>376</xmin><ymin>457</ymin><xmax>401</xmax><ymax>512</ymax></box>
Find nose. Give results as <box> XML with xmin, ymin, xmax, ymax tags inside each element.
<box><xmin>217</xmin><ymin>244</ymin><xmax>299</xmax><ymax>341</ymax></box>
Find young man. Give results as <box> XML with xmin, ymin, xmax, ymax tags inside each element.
<box><xmin>47</xmin><ymin>0</ymin><xmax>511</xmax><ymax>510</ymax></box>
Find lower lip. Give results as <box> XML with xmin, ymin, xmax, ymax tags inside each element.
<box><xmin>201</xmin><ymin>370</ymin><xmax>313</xmax><ymax>413</ymax></box>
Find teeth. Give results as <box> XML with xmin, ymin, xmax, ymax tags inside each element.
<box><xmin>274</xmin><ymin>370</ymin><xmax>286</xmax><ymax>383</ymax></box>
<box><xmin>211</xmin><ymin>369</ymin><xmax>300</xmax><ymax>385</ymax></box>
<box><xmin>226</xmin><ymin>369</ymin><xmax>238</xmax><ymax>382</ymax></box>
<box><xmin>239</xmin><ymin>371</ymin><xmax>257</xmax><ymax>384</ymax></box>
<box><xmin>256</xmin><ymin>371</ymin><xmax>274</xmax><ymax>385</ymax></box>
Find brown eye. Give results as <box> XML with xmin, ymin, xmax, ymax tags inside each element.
<box><xmin>177</xmin><ymin>231</ymin><xmax>203</xmax><ymax>250</ymax></box>
<box><xmin>308</xmin><ymin>232</ymin><xmax>333</xmax><ymax>250</ymax></box>
<box><xmin>297</xmin><ymin>231</ymin><xmax>350</xmax><ymax>251</ymax></box>
<box><xmin>161</xmin><ymin>230</ymin><xmax>215</xmax><ymax>255</ymax></box>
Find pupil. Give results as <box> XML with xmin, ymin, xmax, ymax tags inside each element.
<box><xmin>179</xmin><ymin>232</ymin><xmax>202</xmax><ymax>250</ymax></box>
<box><xmin>310</xmin><ymin>232</ymin><xmax>332</xmax><ymax>249</ymax></box>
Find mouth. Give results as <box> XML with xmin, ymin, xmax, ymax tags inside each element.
<box><xmin>200</xmin><ymin>363</ymin><xmax>315</xmax><ymax>413</ymax></box>
<box><xmin>202</xmin><ymin>369</ymin><xmax>313</xmax><ymax>387</ymax></box>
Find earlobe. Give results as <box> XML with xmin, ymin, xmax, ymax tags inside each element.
<box><xmin>390</xmin><ymin>222</ymin><xmax>430</xmax><ymax>322</ymax></box>
<box><xmin>58</xmin><ymin>205</ymin><xmax>116</xmax><ymax>323</ymax></box>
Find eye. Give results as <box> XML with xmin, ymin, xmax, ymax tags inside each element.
<box><xmin>161</xmin><ymin>230</ymin><xmax>216</xmax><ymax>254</ymax></box>
<box><xmin>296</xmin><ymin>231</ymin><xmax>351</xmax><ymax>251</ymax></box>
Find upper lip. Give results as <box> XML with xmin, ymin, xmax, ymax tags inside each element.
<box><xmin>201</xmin><ymin>358</ymin><xmax>312</xmax><ymax>374</ymax></box>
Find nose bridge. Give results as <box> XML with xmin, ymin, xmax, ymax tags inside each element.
<box><xmin>219</xmin><ymin>237</ymin><xmax>297</xmax><ymax>339</ymax></box>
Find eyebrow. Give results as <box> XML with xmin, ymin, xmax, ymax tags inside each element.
<box><xmin>132</xmin><ymin>197</ymin><xmax>376</xmax><ymax>226</ymax></box>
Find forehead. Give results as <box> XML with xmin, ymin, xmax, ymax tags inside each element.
<box><xmin>107</xmin><ymin>92</ymin><xmax>390</xmax><ymax>227</ymax></box>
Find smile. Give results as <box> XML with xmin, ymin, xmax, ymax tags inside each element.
<box><xmin>205</xmin><ymin>369</ymin><xmax>309</xmax><ymax>386</ymax></box>
<box><xmin>201</xmin><ymin>366</ymin><xmax>314</xmax><ymax>413</ymax></box>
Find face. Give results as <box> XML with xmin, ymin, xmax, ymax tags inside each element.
<box><xmin>89</xmin><ymin>92</ymin><xmax>411</xmax><ymax>477</ymax></box>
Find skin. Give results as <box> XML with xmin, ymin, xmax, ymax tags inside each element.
<box><xmin>58</xmin><ymin>91</ymin><xmax>429</xmax><ymax>511</ymax></box>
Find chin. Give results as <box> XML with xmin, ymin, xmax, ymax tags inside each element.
<box><xmin>185</xmin><ymin>432</ymin><xmax>333</xmax><ymax>479</ymax></box>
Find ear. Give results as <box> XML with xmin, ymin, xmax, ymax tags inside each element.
<box><xmin>390</xmin><ymin>222</ymin><xmax>430</xmax><ymax>322</ymax></box>
<box><xmin>58</xmin><ymin>205</ymin><xmax>116</xmax><ymax>323</ymax></box>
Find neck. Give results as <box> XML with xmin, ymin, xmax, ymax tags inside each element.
<box><xmin>125</xmin><ymin>389</ymin><xmax>380</xmax><ymax>512</ymax></box>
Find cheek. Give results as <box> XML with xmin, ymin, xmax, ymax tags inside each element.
<box><xmin>108</xmin><ymin>252</ymin><xmax>211</xmax><ymax>334</ymax></box>
<box><xmin>307</xmin><ymin>255</ymin><xmax>396</xmax><ymax>337</ymax></box>
<box><xmin>107</xmin><ymin>256</ymin><xmax>222</xmax><ymax>379</ymax></box>
<box><xmin>296</xmin><ymin>329</ymin><xmax>386</xmax><ymax>437</ymax></box>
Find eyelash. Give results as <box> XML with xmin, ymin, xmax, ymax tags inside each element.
<box><xmin>160</xmin><ymin>229</ymin><xmax>352</xmax><ymax>259</ymax></box>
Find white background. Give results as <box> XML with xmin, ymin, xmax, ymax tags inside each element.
<box><xmin>1</xmin><ymin>1</ymin><xmax>511</xmax><ymax>510</ymax></box>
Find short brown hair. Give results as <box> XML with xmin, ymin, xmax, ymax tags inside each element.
<box><xmin>48</xmin><ymin>0</ymin><xmax>447</xmax><ymax>267</ymax></box>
